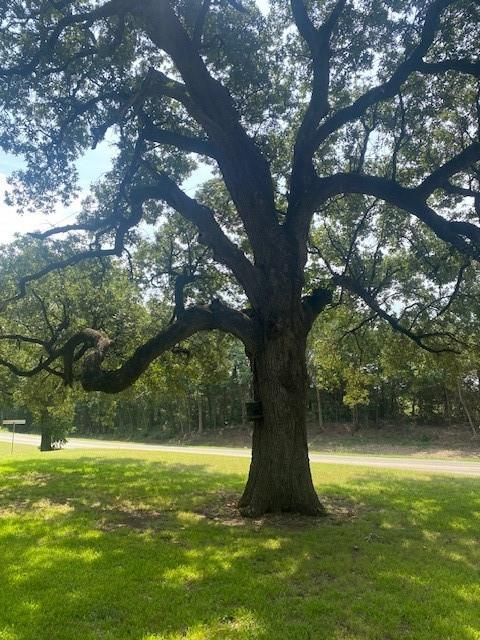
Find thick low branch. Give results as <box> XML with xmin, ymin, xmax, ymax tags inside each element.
<box><xmin>73</xmin><ymin>301</ymin><xmax>258</xmax><ymax>393</ymax></box>
<box><xmin>63</xmin><ymin>328</ymin><xmax>112</xmax><ymax>387</ymax></box>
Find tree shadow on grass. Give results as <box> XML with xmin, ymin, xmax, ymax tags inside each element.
<box><xmin>0</xmin><ymin>456</ymin><xmax>479</xmax><ymax>640</ymax></box>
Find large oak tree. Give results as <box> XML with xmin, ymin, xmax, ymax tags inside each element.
<box><xmin>0</xmin><ymin>0</ymin><xmax>479</xmax><ymax>515</ymax></box>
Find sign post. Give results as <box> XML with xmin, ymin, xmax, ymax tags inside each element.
<box><xmin>2</xmin><ymin>420</ymin><xmax>26</xmax><ymax>453</ymax></box>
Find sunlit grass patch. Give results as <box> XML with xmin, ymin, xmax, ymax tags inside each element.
<box><xmin>0</xmin><ymin>442</ymin><xmax>479</xmax><ymax>639</ymax></box>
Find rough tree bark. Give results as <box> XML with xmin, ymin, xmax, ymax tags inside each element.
<box><xmin>238</xmin><ymin>268</ymin><xmax>329</xmax><ymax>516</ymax></box>
<box><xmin>239</xmin><ymin>326</ymin><xmax>324</xmax><ymax>516</ymax></box>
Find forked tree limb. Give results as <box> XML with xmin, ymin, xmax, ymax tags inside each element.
<box><xmin>130</xmin><ymin>178</ymin><xmax>263</xmax><ymax>306</ymax></box>
<box><xmin>0</xmin><ymin>300</ymin><xmax>258</xmax><ymax>389</ymax></box>
<box><xmin>131</xmin><ymin>1</ymin><xmax>278</xmax><ymax>259</ymax></box>
<box><xmin>285</xmin><ymin>0</ymin><xmax>477</xmax><ymax>252</ymax></box>
<box><xmin>416</xmin><ymin>142</ymin><xmax>480</xmax><ymax>198</ymax></box>
<box><xmin>311</xmin><ymin>0</ymin><xmax>458</xmax><ymax>151</ymax></box>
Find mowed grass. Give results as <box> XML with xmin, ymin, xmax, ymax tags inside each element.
<box><xmin>0</xmin><ymin>443</ymin><xmax>479</xmax><ymax>640</ymax></box>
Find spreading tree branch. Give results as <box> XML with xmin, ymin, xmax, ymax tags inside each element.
<box><xmin>416</xmin><ymin>142</ymin><xmax>480</xmax><ymax>198</ymax></box>
<box><xmin>64</xmin><ymin>301</ymin><xmax>258</xmax><ymax>392</ymax></box>
<box><xmin>131</xmin><ymin>1</ymin><xmax>278</xmax><ymax>260</ymax></box>
<box><xmin>130</xmin><ymin>175</ymin><xmax>263</xmax><ymax>306</ymax></box>
<box><xmin>418</xmin><ymin>59</ymin><xmax>480</xmax><ymax>77</ymax></box>
<box><xmin>314</xmin><ymin>172</ymin><xmax>480</xmax><ymax>259</ymax></box>
<box><xmin>312</xmin><ymin>0</ymin><xmax>457</xmax><ymax>150</ymax></box>
<box><xmin>289</xmin><ymin>0</ymin><xmax>347</xmax><ymax>213</ymax></box>
<box><xmin>334</xmin><ymin>274</ymin><xmax>460</xmax><ymax>353</ymax></box>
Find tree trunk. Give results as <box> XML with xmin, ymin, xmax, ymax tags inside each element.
<box><xmin>40</xmin><ymin>425</ymin><xmax>53</xmax><ymax>452</ymax></box>
<box><xmin>351</xmin><ymin>405</ymin><xmax>360</xmax><ymax>432</ymax></box>
<box><xmin>443</xmin><ymin>386</ymin><xmax>451</xmax><ymax>424</ymax></box>
<box><xmin>239</xmin><ymin>327</ymin><xmax>325</xmax><ymax>517</ymax></box>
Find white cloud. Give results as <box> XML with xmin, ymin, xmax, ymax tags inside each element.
<box><xmin>256</xmin><ymin>0</ymin><xmax>270</xmax><ymax>15</ymax></box>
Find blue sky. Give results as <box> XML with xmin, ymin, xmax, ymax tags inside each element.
<box><xmin>0</xmin><ymin>141</ymin><xmax>213</xmax><ymax>243</ymax></box>
<box><xmin>0</xmin><ymin>141</ymin><xmax>115</xmax><ymax>243</ymax></box>
<box><xmin>0</xmin><ymin>0</ymin><xmax>269</xmax><ymax>243</ymax></box>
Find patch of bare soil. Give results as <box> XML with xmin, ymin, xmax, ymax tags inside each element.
<box><xmin>95</xmin><ymin>503</ymin><xmax>173</xmax><ymax>532</ymax></box>
<box><xmin>193</xmin><ymin>491</ymin><xmax>364</xmax><ymax>529</ymax></box>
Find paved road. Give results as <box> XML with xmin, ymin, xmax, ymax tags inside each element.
<box><xmin>1</xmin><ymin>432</ymin><xmax>480</xmax><ymax>477</ymax></box>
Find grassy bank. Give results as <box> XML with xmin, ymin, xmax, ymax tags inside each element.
<box><xmin>0</xmin><ymin>443</ymin><xmax>479</xmax><ymax>639</ymax></box>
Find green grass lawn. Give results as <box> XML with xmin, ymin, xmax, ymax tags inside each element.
<box><xmin>0</xmin><ymin>443</ymin><xmax>479</xmax><ymax>640</ymax></box>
